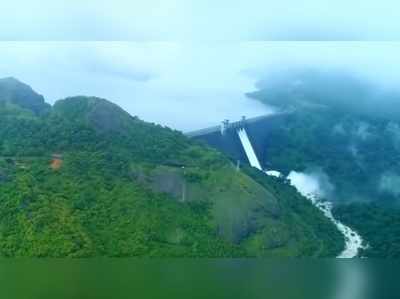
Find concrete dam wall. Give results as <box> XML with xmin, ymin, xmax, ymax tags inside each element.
<box><xmin>186</xmin><ymin>114</ymin><xmax>289</xmax><ymax>169</ymax></box>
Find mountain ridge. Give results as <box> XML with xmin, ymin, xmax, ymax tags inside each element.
<box><xmin>0</xmin><ymin>78</ymin><xmax>344</xmax><ymax>257</ymax></box>
<box><xmin>0</xmin><ymin>77</ymin><xmax>50</xmax><ymax>115</ymax></box>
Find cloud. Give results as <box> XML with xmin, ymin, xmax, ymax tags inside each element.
<box><xmin>1</xmin><ymin>0</ymin><xmax>400</xmax><ymax>41</ymax></box>
<box><xmin>288</xmin><ymin>169</ymin><xmax>335</xmax><ymax>200</ymax></box>
<box><xmin>288</xmin><ymin>171</ymin><xmax>324</xmax><ymax>198</ymax></box>
<box><xmin>1</xmin><ymin>41</ymin><xmax>400</xmax><ymax>131</ymax></box>
<box><xmin>379</xmin><ymin>172</ymin><xmax>400</xmax><ymax>196</ymax></box>
<box><xmin>355</xmin><ymin>122</ymin><xmax>372</xmax><ymax>141</ymax></box>
<box><xmin>82</xmin><ymin>49</ymin><xmax>157</xmax><ymax>82</ymax></box>
<box><xmin>0</xmin><ymin>42</ymin><xmax>275</xmax><ymax>130</ymax></box>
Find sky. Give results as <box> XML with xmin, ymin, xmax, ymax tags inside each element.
<box><xmin>1</xmin><ymin>0</ymin><xmax>400</xmax><ymax>41</ymax></box>
<box><xmin>1</xmin><ymin>1</ymin><xmax>400</xmax><ymax>131</ymax></box>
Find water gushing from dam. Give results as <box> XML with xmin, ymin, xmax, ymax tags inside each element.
<box><xmin>237</xmin><ymin>129</ymin><xmax>364</xmax><ymax>257</ymax></box>
<box><xmin>287</xmin><ymin>171</ymin><xmax>365</xmax><ymax>258</ymax></box>
<box><xmin>190</xmin><ymin>116</ymin><xmax>365</xmax><ymax>258</ymax></box>
<box><xmin>237</xmin><ymin>128</ymin><xmax>262</xmax><ymax>170</ymax></box>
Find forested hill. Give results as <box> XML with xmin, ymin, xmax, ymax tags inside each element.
<box><xmin>247</xmin><ymin>69</ymin><xmax>400</xmax><ymax>204</ymax></box>
<box><xmin>0</xmin><ymin>77</ymin><xmax>50</xmax><ymax>115</ymax></box>
<box><xmin>248</xmin><ymin>69</ymin><xmax>400</xmax><ymax>257</ymax></box>
<box><xmin>0</xmin><ymin>78</ymin><xmax>343</xmax><ymax>257</ymax></box>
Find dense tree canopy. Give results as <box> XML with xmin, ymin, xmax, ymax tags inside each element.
<box><xmin>0</xmin><ymin>79</ymin><xmax>344</xmax><ymax>257</ymax></box>
<box><xmin>250</xmin><ymin>68</ymin><xmax>400</xmax><ymax>257</ymax></box>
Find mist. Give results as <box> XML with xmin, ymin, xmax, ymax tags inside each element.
<box><xmin>379</xmin><ymin>173</ymin><xmax>400</xmax><ymax>197</ymax></box>
<box><xmin>248</xmin><ymin>64</ymin><xmax>400</xmax><ymax>121</ymax></box>
<box><xmin>2</xmin><ymin>1</ymin><xmax>400</xmax><ymax>132</ymax></box>
<box><xmin>1</xmin><ymin>42</ymin><xmax>400</xmax><ymax>131</ymax></box>
<box><xmin>288</xmin><ymin>169</ymin><xmax>335</xmax><ymax>200</ymax></box>
<box><xmin>1</xmin><ymin>0</ymin><xmax>400</xmax><ymax>41</ymax></box>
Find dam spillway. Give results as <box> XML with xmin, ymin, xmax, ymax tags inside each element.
<box><xmin>187</xmin><ymin>113</ymin><xmax>364</xmax><ymax>258</ymax></box>
<box><xmin>237</xmin><ymin>128</ymin><xmax>262</xmax><ymax>170</ymax></box>
<box><xmin>186</xmin><ymin>113</ymin><xmax>289</xmax><ymax>170</ymax></box>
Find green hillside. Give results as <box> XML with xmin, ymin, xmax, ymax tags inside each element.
<box><xmin>248</xmin><ymin>68</ymin><xmax>400</xmax><ymax>257</ymax></box>
<box><xmin>0</xmin><ymin>78</ymin><xmax>344</xmax><ymax>257</ymax></box>
<box><xmin>0</xmin><ymin>77</ymin><xmax>50</xmax><ymax>116</ymax></box>
<box><xmin>248</xmin><ymin>69</ymin><xmax>400</xmax><ymax>203</ymax></box>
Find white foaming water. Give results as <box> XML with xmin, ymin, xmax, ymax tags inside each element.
<box><xmin>285</xmin><ymin>171</ymin><xmax>365</xmax><ymax>258</ymax></box>
<box><xmin>265</xmin><ymin>170</ymin><xmax>282</xmax><ymax>178</ymax></box>
<box><xmin>237</xmin><ymin>128</ymin><xmax>263</xmax><ymax>170</ymax></box>
<box><xmin>265</xmin><ymin>171</ymin><xmax>367</xmax><ymax>296</ymax></box>
<box><xmin>236</xmin><ymin>128</ymin><xmax>363</xmax><ymax>257</ymax></box>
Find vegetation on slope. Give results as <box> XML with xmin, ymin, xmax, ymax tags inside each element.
<box><xmin>243</xmin><ymin>166</ymin><xmax>344</xmax><ymax>257</ymax></box>
<box><xmin>0</xmin><ymin>78</ymin><xmax>344</xmax><ymax>257</ymax></box>
<box><xmin>248</xmin><ymin>69</ymin><xmax>400</xmax><ymax>203</ymax></box>
<box><xmin>0</xmin><ymin>77</ymin><xmax>50</xmax><ymax>115</ymax></box>
<box><xmin>249</xmin><ymin>68</ymin><xmax>400</xmax><ymax>257</ymax></box>
<box><xmin>333</xmin><ymin>203</ymin><xmax>400</xmax><ymax>258</ymax></box>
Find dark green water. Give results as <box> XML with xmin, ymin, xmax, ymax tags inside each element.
<box><xmin>0</xmin><ymin>259</ymin><xmax>397</xmax><ymax>299</ymax></box>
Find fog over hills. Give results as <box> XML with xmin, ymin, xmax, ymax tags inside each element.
<box><xmin>0</xmin><ymin>77</ymin><xmax>345</xmax><ymax>257</ymax></box>
<box><xmin>1</xmin><ymin>0</ymin><xmax>400</xmax><ymax>40</ymax></box>
<box><xmin>1</xmin><ymin>42</ymin><xmax>400</xmax><ymax>131</ymax></box>
<box><xmin>0</xmin><ymin>77</ymin><xmax>50</xmax><ymax>115</ymax></box>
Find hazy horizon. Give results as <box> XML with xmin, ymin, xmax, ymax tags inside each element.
<box><xmin>2</xmin><ymin>1</ymin><xmax>400</xmax><ymax>130</ymax></box>
<box><xmin>1</xmin><ymin>42</ymin><xmax>400</xmax><ymax>131</ymax></box>
<box><xmin>2</xmin><ymin>0</ymin><xmax>400</xmax><ymax>41</ymax></box>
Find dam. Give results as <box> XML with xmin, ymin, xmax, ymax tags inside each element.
<box><xmin>187</xmin><ymin>114</ymin><xmax>364</xmax><ymax>258</ymax></box>
<box><xmin>186</xmin><ymin>114</ymin><xmax>289</xmax><ymax>170</ymax></box>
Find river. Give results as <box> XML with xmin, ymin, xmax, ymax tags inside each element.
<box><xmin>266</xmin><ymin>170</ymin><xmax>365</xmax><ymax>258</ymax></box>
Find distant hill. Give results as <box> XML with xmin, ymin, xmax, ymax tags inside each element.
<box><xmin>247</xmin><ymin>69</ymin><xmax>400</xmax><ymax>121</ymax></box>
<box><xmin>248</xmin><ymin>68</ymin><xmax>400</xmax><ymax>203</ymax></box>
<box><xmin>0</xmin><ymin>78</ymin><xmax>343</xmax><ymax>257</ymax></box>
<box><xmin>249</xmin><ymin>68</ymin><xmax>400</xmax><ymax>257</ymax></box>
<box><xmin>0</xmin><ymin>77</ymin><xmax>50</xmax><ymax>115</ymax></box>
